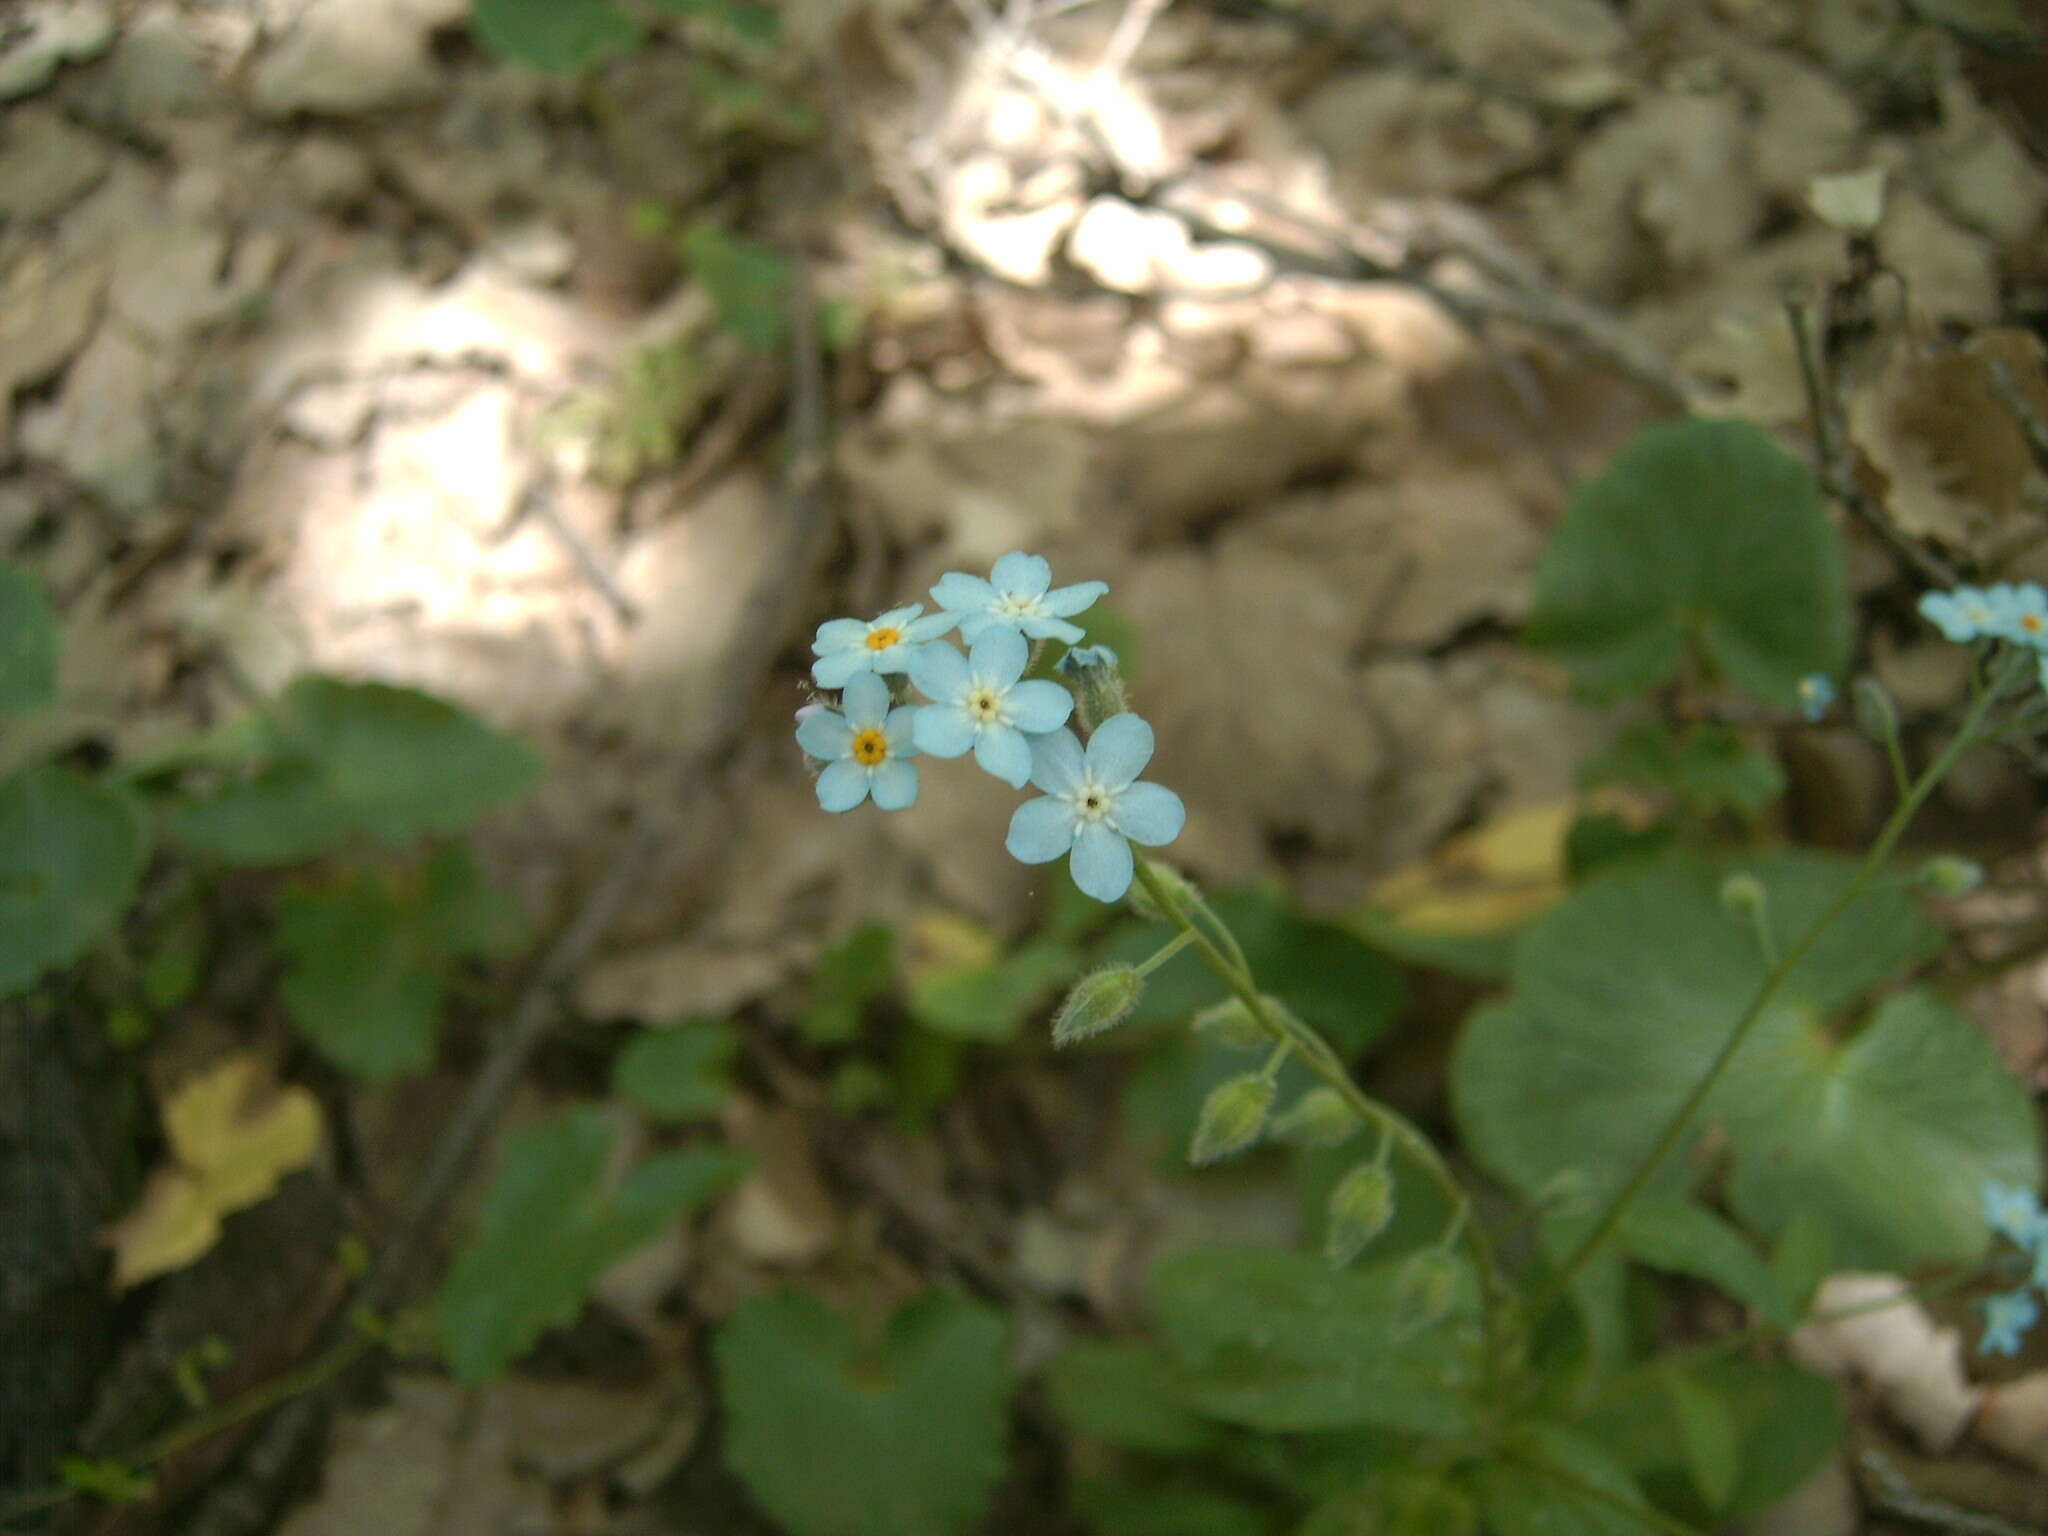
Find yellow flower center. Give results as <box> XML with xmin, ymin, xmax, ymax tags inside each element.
<box><xmin>865</xmin><ymin>627</ymin><xmax>902</xmax><ymax>650</ymax></box>
<box><xmin>2024</xmin><ymin>614</ymin><xmax>2044</xmax><ymax>635</ymax></box>
<box><xmin>851</xmin><ymin>729</ymin><xmax>889</xmax><ymax>765</ymax></box>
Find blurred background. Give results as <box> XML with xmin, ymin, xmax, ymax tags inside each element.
<box><xmin>3</xmin><ymin>0</ymin><xmax>2047</xmax><ymax>1532</ymax></box>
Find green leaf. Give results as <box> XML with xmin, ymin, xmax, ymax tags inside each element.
<box><xmin>1580</xmin><ymin>1356</ymin><xmax>1842</xmax><ymax>1525</ymax></box>
<box><xmin>680</xmin><ymin>222</ymin><xmax>791</xmax><ymax>350</ymax></box>
<box><xmin>1072</xmin><ymin>1478</ymin><xmax>1278</xmax><ymax>1536</ymax></box>
<box><xmin>470</xmin><ymin>0</ymin><xmax>642</xmax><ymax>71</ymax></box>
<box><xmin>1616</xmin><ymin>1199</ymin><xmax>1791</xmax><ymax>1324</ymax></box>
<box><xmin>1526</xmin><ymin>418</ymin><xmax>1849</xmax><ymax>704</ymax></box>
<box><xmin>275</xmin><ymin>874</ymin><xmax>444</xmax><ymax>1083</ymax></box>
<box><xmin>414</xmin><ymin>843</ymin><xmax>526</xmax><ymax>959</ymax></box>
<box><xmin>1662</xmin><ymin>1367</ymin><xmax>1740</xmax><ymax>1511</ymax></box>
<box><xmin>1451</xmin><ymin>850</ymin><xmax>2007</xmax><ymax>1270</ymax></box>
<box><xmin>1480</xmin><ymin>1422</ymin><xmax>1665</xmax><ymax>1535</ymax></box>
<box><xmin>0</xmin><ymin>764</ymin><xmax>147</xmax><ymax>997</ymax></box>
<box><xmin>0</xmin><ymin>561</ymin><xmax>57</xmax><ymax>711</ymax></box>
<box><xmin>716</xmin><ymin>1288</ymin><xmax>1014</xmax><ymax>1536</ymax></box>
<box><xmin>1582</xmin><ymin>720</ymin><xmax>1785</xmax><ymax>817</ymax></box>
<box><xmin>1724</xmin><ymin>988</ymin><xmax>2038</xmax><ymax>1267</ymax></box>
<box><xmin>170</xmin><ymin>676</ymin><xmax>539</xmax><ymax>866</ymax></box>
<box><xmin>651</xmin><ymin>0</ymin><xmax>779</xmax><ymax>45</ymax></box>
<box><xmin>908</xmin><ymin>937</ymin><xmax>1079</xmax><ymax>1041</ymax></box>
<box><xmin>436</xmin><ymin>1108</ymin><xmax>746</xmax><ymax>1380</ymax></box>
<box><xmin>612</xmin><ymin>1018</ymin><xmax>737</xmax><ymax>1123</ymax></box>
<box><xmin>802</xmin><ymin>923</ymin><xmax>894</xmax><ymax>1044</ymax></box>
<box><xmin>1148</xmin><ymin>1248</ymin><xmax>1480</xmax><ymax>1434</ymax></box>
<box><xmin>1044</xmin><ymin>1339</ymin><xmax>1218</xmax><ymax>1455</ymax></box>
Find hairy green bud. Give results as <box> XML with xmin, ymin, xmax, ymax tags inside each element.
<box><xmin>1053</xmin><ymin>964</ymin><xmax>1144</xmax><ymax>1046</ymax></box>
<box><xmin>1324</xmin><ymin>1160</ymin><xmax>1396</xmax><ymax>1266</ymax></box>
<box><xmin>1390</xmin><ymin>1248</ymin><xmax>1459</xmax><ymax>1338</ymax></box>
<box><xmin>1190</xmin><ymin>996</ymin><xmax>1268</xmax><ymax>1051</ymax></box>
<box><xmin>1189</xmin><ymin>1074</ymin><xmax>1273</xmax><ymax>1165</ymax></box>
<box><xmin>1270</xmin><ymin>1086</ymin><xmax>1359</xmax><ymax>1148</ymax></box>
<box><xmin>1058</xmin><ymin>643</ymin><xmax>1130</xmax><ymax>735</ymax></box>
<box><xmin>1852</xmin><ymin>674</ymin><xmax>1900</xmax><ymax>747</ymax></box>
<box><xmin>1919</xmin><ymin>854</ymin><xmax>1984</xmax><ymax>897</ymax></box>
<box><xmin>1127</xmin><ymin>860</ymin><xmax>1200</xmax><ymax>922</ymax></box>
<box><xmin>1718</xmin><ymin>871</ymin><xmax>1765</xmax><ymax>916</ymax></box>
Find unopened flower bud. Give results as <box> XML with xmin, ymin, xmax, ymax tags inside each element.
<box><xmin>1919</xmin><ymin>854</ymin><xmax>1984</xmax><ymax>897</ymax></box>
<box><xmin>1053</xmin><ymin>965</ymin><xmax>1144</xmax><ymax>1046</ymax></box>
<box><xmin>1270</xmin><ymin>1086</ymin><xmax>1359</xmax><ymax>1148</ymax></box>
<box><xmin>1189</xmin><ymin>1074</ymin><xmax>1273</xmax><ymax>1165</ymax></box>
<box><xmin>1391</xmin><ymin>1248</ymin><xmax>1460</xmax><ymax>1338</ymax></box>
<box><xmin>1853</xmin><ymin>675</ymin><xmax>1899</xmax><ymax>747</ymax></box>
<box><xmin>1325</xmin><ymin>1161</ymin><xmax>1396</xmax><ymax>1266</ymax></box>
<box><xmin>1127</xmin><ymin>861</ymin><xmax>1199</xmax><ymax>922</ymax></box>
<box><xmin>1719</xmin><ymin>872</ymin><xmax>1765</xmax><ymax>917</ymax></box>
<box><xmin>1191</xmin><ymin>996</ymin><xmax>1268</xmax><ymax>1051</ymax></box>
<box><xmin>1057</xmin><ymin>643</ymin><xmax>1128</xmax><ymax>733</ymax></box>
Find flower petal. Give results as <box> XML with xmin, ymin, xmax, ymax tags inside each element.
<box><xmin>914</xmin><ymin>703</ymin><xmax>977</xmax><ymax>758</ymax></box>
<box><xmin>969</xmin><ymin>628</ymin><xmax>1029</xmax><ymax>689</ymax></box>
<box><xmin>816</xmin><ymin>759</ymin><xmax>871</xmax><ymax>812</ymax></box>
<box><xmin>1007</xmin><ymin>796</ymin><xmax>1077</xmax><ymax>863</ymax></box>
<box><xmin>904</xmin><ymin>612</ymin><xmax>959</xmax><ymax>642</ymax></box>
<box><xmin>1070</xmin><ymin>822</ymin><xmax>1134</xmax><ymax>901</ymax></box>
<box><xmin>871</xmin><ymin>644</ymin><xmax>920</xmax><ymax>675</ymax></box>
<box><xmin>1018</xmin><ymin>614</ymin><xmax>1086</xmax><ymax>645</ymax></box>
<box><xmin>811</xmin><ymin>650</ymin><xmax>869</xmax><ymax>689</ymax></box>
<box><xmin>885</xmin><ymin>705</ymin><xmax>922</xmax><ymax>758</ymax></box>
<box><xmin>1005</xmin><ymin>679</ymin><xmax>1074</xmax><ymax>734</ymax></box>
<box><xmin>956</xmin><ymin>612</ymin><xmax>1001</xmax><ymax>642</ymax></box>
<box><xmin>1084</xmin><ymin>713</ymin><xmax>1155</xmax><ymax>788</ymax></box>
<box><xmin>909</xmin><ymin>641</ymin><xmax>971</xmax><ymax>702</ymax></box>
<box><xmin>814</xmin><ymin>617</ymin><xmax>867</xmax><ymax>652</ymax></box>
<box><xmin>974</xmin><ymin>723</ymin><xmax>1033</xmax><ymax>787</ymax></box>
<box><xmin>796</xmin><ymin>709</ymin><xmax>853</xmax><ymax>760</ymax></box>
<box><xmin>992</xmin><ymin>551</ymin><xmax>1052</xmax><ymax>597</ymax></box>
<box><xmin>841</xmin><ymin>672</ymin><xmax>892</xmax><ymax>728</ymax></box>
<box><xmin>1111</xmin><ymin>781</ymin><xmax>1185</xmax><ymax>846</ymax></box>
<box><xmin>1029</xmin><ymin>728</ymin><xmax>1086</xmax><ymax>795</ymax></box>
<box><xmin>869</xmin><ymin>759</ymin><xmax>919</xmax><ymax>811</ymax></box>
<box><xmin>1040</xmin><ymin>580</ymin><xmax>1108</xmax><ymax>618</ymax></box>
<box><xmin>875</xmin><ymin>603</ymin><xmax>924</xmax><ymax>628</ymax></box>
<box><xmin>930</xmin><ymin>572</ymin><xmax>995</xmax><ymax>613</ymax></box>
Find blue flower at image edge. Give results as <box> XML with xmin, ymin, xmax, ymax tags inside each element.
<box><xmin>1006</xmin><ymin>715</ymin><xmax>1185</xmax><ymax>902</ymax></box>
<box><xmin>1981</xmin><ymin>1288</ymin><xmax>2039</xmax><ymax>1357</ymax></box>
<box><xmin>910</xmin><ymin>628</ymin><xmax>1074</xmax><ymax>787</ymax></box>
<box><xmin>1989</xmin><ymin>582</ymin><xmax>2048</xmax><ymax>649</ymax></box>
<box><xmin>1797</xmin><ymin>673</ymin><xmax>1835</xmax><ymax>723</ymax></box>
<box><xmin>931</xmin><ymin>552</ymin><xmax>1108</xmax><ymax>646</ymax></box>
<box><xmin>1982</xmin><ymin>1180</ymin><xmax>2045</xmax><ymax>1247</ymax></box>
<box><xmin>811</xmin><ymin>605</ymin><xmax>956</xmax><ymax>689</ymax></box>
<box><xmin>797</xmin><ymin>673</ymin><xmax>920</xmax><ymax>812</ymax></box>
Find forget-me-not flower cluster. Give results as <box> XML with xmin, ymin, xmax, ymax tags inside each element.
<box><xmin>1976</xmin><ymin>1180</ymin><xmax>2048</xmax><ymax>1357</ymax></box>
<box><xmin>795</xmin><ymin>552</ymin><xmax>1185</xmax><ymax>902</ymax></box>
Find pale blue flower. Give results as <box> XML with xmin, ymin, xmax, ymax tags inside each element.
<box><xmin>1797</xmin><ymin>673</ymin><xmax>1835</xmax><ymax>722</ymax></box>
<box><xmin>796</xmin><ymin>673</ymin><xmax>920</xmax><ymax>812</ymax></box>
<box><xmin>1983</xmin><ymin>1180</ymin><xmax>2045</xmax><ymax>1247</ymax></box>
<box><xmin>1919</xmin><ymin>586</ymin><xmax>2003</xmax><ymax>644</ymax></box>
<box><xmin>1988</xmin><ymin>582</ymin><xmax>2048</xmax><ymax>650</ymax></box>
<box><xmin>1980</xmin><ymin>1288</ymin><xmax>2039</xmax><ymax>1357</ymax></box>
<box><xmin>909</xmin><ymin>629</ymin><xmax>1074</xmax><ymax>788</ymax></box>
<box><xmin>1005</xmin><ymin>715</ymin><xmax>1186</xmax><ymax>901</ymax></box>
<box><xmin>931</xmin><ymin>552</ymin><xmax>1107</xmax><ymax>646</ymax></box>
<box><xmin>811</xmin><ymin>605</ymin><xmax>956</xmax><ymax>689</ymax></box>
<box><xmin>1056</xmin><ymin>644</ymin><xmax>1119</xmax><ymax>677</ymax></box>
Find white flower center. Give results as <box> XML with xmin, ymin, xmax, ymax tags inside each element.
<box><xmin>966</xmin><ymin>686</ymin><xmax>1004</xmax><ymax>723</ymax></box>
<box><xmin>997</xmin><ymin>593</ymin><xmax>1043</xmax><ymax>619</ymax></box>
<box><xmin>1069</xmin><ymin>779</ymin><xmax>1115</xmax><ymax>824</ymax></box>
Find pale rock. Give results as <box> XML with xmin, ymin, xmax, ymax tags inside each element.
<box><xmin>1980</xmin><ymin>1372</ymin><xmax>2048</xmax><ymax>1475</ymax></box>
<box><xmin>282</xmin><ymin>135</ymin><xmax>375</xmax><ymax>209</ymax></box>
<box><xmin>942</xmin><ymin>153</ymin><xmax>1080</xmax><ymax>288</ymax></box>
<box><xmin>1808</xmin><ymin>166</ymin><xmax>1887</xmax><ymax>233</ymax></box>
<box><xmin>1791</xmin><ymin>1273</ymin><xmax>1980</xmax><ymax>1452</ymax></box>
<box><xmin>838</xmin><ymin>419</ymin><xmax>1090</xmax><ymax>551</ymax></box>
<box><xmin>0</xmin><ymin>108</ymin><xmax>111</xmax><ymax>223</ymax></box>
<box><xmin>576</xmin><ymin>943</ymin><xmax>789</xmax><ymax>1023</ymax></box>
<box><xmin>0</xmin><ymin>1</ymin><xmax>113</xmax><ymax>102</ymax></box>
<box><xmin>86</xmin><ymin>9</ymin><xmax>219</xmax><ymax>118</ymax></box>
<box><xmin>720</xmin><ymin>1101</ymin><xmax>838</xmax><ymax>1266</ymax></box>
<box><xmin>111</xmin><ymin>220</ymin><xmax>282</xmax><ymax>344</ymax></box>
<box><xmin>18</xmin><ymin>324</ymin><xmax>160</xmax><ymax>512</ymax></box>
<box><xmin>485</xmin><ymin>1377</ymin><xmax>668</xmax><ymax>1481</ymax></box>
<box><xmin>1924</xmin><ymin>81</ymin><xmax>2048</xmax><ymax>247</ymax></box>
<box><xmin>1878</xmin><ymin>191</ymin><xmax>1999</xmax><ymax>323</ymax></box>
<box><xmin>0</xmin><ymin>244</ymin><xmax>105</xmax><ymax>439</ymax></box>
<box><xmin>1744</xmin><ymin>1453</ymin><xmax>1859</xmax><ymax>1536</ymax></box>
<box><xmin>251</xmin><ymin>0</ymin><xmax>467</xmax><ymax>118</ymax></box>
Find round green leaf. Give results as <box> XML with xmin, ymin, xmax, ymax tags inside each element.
<box><xmin>1527</xmin><ymin>419</ymin><xmax>1848</xmax><ymax>704</ymax></box>
<box><xmin>0</xmin><ymin>764</ymin><xmax>147</xmax><ymax>997</ymax></box>
<box><xmin>612</xmin><ymin>1019</ymin><xmax>737</xmax><ymax>1123</ymax></box>
<box><xmin>715</xmin><ymin>1288</ymin><xmax>1014</xmax><ymax>1536</ymax></box>
<box><xmin>0</xmin><ymin>561</ymin><xmax>57</xmax><ymax>712</ymax></box>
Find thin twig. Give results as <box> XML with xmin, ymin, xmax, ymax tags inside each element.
<box><xmin>512</xmin><ymin>471</ymin><xmax>640</xmax><ymax>627</ymax></box>
<box><xmin>1989</xmin><ymin>357</ymin><xmax>2048</xmax><ymax>467</ymax></box>
<box><xmin>1859</xmin><ymin>1448</ymin><xmax>2043</xmax><ymax>1536</ymax></box>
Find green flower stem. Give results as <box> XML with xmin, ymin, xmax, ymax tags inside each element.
<box><xmin>1534</xmin><ymin>663</ymin><xmax>2018</xmax><ymax>1323</ymax></box>
<box><xmin>0</xmin><ymin>1327</ymin><xmax>383</xmax><ymax>1523</ymax></box>
<box><xmin>1131</xmin><ymin>856</ymin><xmax>1513</xmax><ymax>1389</ymax></box>
<box><xmin>1135</xmin><ymin>927</ymin><xmax>1198</xmax><ymax>976</ymax></box>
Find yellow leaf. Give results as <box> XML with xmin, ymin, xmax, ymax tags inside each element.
<box><xmin>103</xmin><ymin>1054</ymin><xmax>323</xmax><ymax>1290</ymax></box>
<box><xmin>1365</xmin><ymin>792</ymin><xmax>1647</xmax><ymax>937</ymax></box>
<box><xmin>899</xmin><ymin>910</ymin><xmax>1001</xmax><ymax>990</ymax></box>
